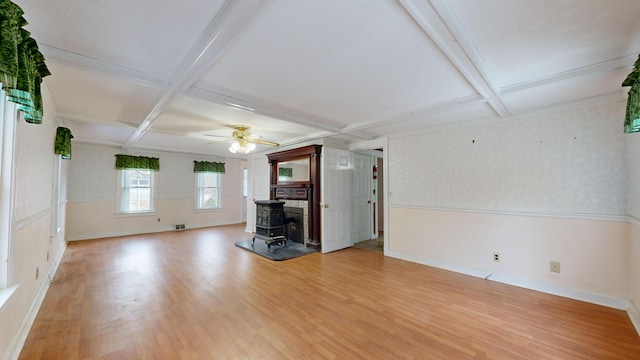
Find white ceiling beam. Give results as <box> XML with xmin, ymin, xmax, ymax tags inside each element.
<box><xmin>122</xmin><ymin>0</ymin><xmax>269</xmax><ymax>149</ymax></box>
<box><xmin>399</xmin><ymin>0</ymin><xmax>511</xmax><ymax>118</ymax></box>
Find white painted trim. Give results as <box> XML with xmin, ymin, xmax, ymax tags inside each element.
<box><xmin>123</xmin><ymin>0</ymin><xmax>268</xmax><ymax>149</ymax></box>
<box><xmin>186</xmin><ymin>86</ymin><xmax>343</xmax><ymax>134</ymax></box>
<box><xmin>500</xmin><ymin>55</ymin><xmax>636</xmax><ymax>95</ymax></box>
<box><xmin>0</xmin><ymin>97</ymin><xmax>17</xmax><ymax>289</ymax></box>
<box><xmin>628</xmin><ymin>300</ymin><xmax>640</xmax><ymax>336</ymax></box>
<box><xmin>387</xmin><ymin>249</ymin><xmax>630</xmax><ymax>310</ymax></box>
<box><xmin>399</xmin><ymin>0</ymin><xmax>510</xmax><ymax>118</ymax></box>
<box><xmin>5</xmin><ymin>241</ymin><xmax>67</xmax><ymax>360</ymax></box>
<box><xmin>0</xmin><ymin>284</ymin><xmax>18</xmax><ymax>311</ymax></box>
<box><xmin>14</xmin><ymin>208</ymin><xmax>52</xmax><ymax>232</ymax></box>
<box><xmin>40</xmin><ymin>45</ymin><xmax>171</xmax><ymax>89</ymax></box>
<box><xmin>340</xmin><ymin>94</ymin><xmax>487</xmax><ymax>134</ymax></box>
<box><xmin>628</xmin><ymin>215</ymin><xmax>640</xmax><ymax>227</ymax></box>
<box><xmin>66</xmin><ymin>221</ymin><xmax>244</xmax><ymax>241</ymax></box>
<box><xmin>388</xmin><ymin>204</ymin><xmax>628</xmax><ymax>223</ymax></box>
<box><xmin>67</xmin><ymin>227</ymin><xmax>177</xmax><ymax>241</ymax></box>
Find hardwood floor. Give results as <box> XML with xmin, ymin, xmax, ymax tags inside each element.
<box><xmin>20</xmin><ymin>224</ymin><xmax>640</xmax><ymax>359</ymax></box>
<box><xmin>353</xmin><ymin>234</ymin><xmax>383</xmax><ymax>253</ymax></box>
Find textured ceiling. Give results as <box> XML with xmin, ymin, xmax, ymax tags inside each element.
<box><xmin>13</xmin><ymin>0</ymin><xmax>640</xmax><ymax>157</ymax></box>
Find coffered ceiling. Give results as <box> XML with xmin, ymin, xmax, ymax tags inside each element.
<box><xmin>14</xmin><ymin>0</ymin><xmax>640</xmax><ymax>156</ymax></box>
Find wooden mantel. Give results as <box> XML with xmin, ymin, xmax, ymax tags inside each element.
<box><xmin>267</xmin><ymin>145</ymin><xmax>322</xmax><ymax>249</ymax></box>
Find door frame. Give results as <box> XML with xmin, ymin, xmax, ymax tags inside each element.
<box><xmin>349</xmin><ymin>139</ymin><xmax>388</xmax><ymax>255</ymax></box>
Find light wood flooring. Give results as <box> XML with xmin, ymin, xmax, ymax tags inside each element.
<box><xmin>354</xmin><ymin>232</ymin><xmax>383</xmax><ymax>253</ymax></box>
<box><xmin>20</xmin><ymin>223</ymin><xmax>640</xmax><ymax>359</ymax></box>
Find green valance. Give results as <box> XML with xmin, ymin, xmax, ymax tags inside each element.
<box><xmin>115</xmin><ymin>154</ymin><xmax>160</xmax><ymax>171</ymax></box>
<box><xmin>623</xmin><ymin>55</ymin><xmax>640</xmax><ymax>133</ymax></box>
<box><xmin>0</xmin><ymin>1</ymin><xmax>50</xmax><ymax>124</ymax></box>
<box><xmin>54</xmin><ymin>127</ymin><xmax>73</xmax><ymax>159</ymax></box>
<box><xmin>278</xmin><ymin>167</ymin><xmax>293</xmax><ymax>177</ymax></box>
<box><xmin>193</xmin><ymin>161</ymin><xmax>225</xmax><ymax>173</ymax></box>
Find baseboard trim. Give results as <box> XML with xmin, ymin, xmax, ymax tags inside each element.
<box><xmin>387</xmin><ymin>250</ymin><xmax>631</xmax><ymax>310</ymax></box>
<box><xmin>6</xmin><ymin>241</ymin><xmax>67</xmax><ymax>360</ymax></box>
<box><xmin>67</xmin><ymin>226</ymin><xmax>175</xmax><ymax>241</ymax></box>
<box><xmin>67</xmin><ymin>221</ymin><xmax>245</xmax><ymax>241</ymax></box>
<box><xmin>628</xmin><ymin>300</ymin><xmax>640</xmax><ymax>336</ymax></box>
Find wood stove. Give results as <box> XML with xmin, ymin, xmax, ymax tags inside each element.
<box><xmin>253</xmin><ymin>200</ymin><xmax>286</xmax><ymax>250</ymax></box>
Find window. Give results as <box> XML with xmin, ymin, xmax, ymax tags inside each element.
<box><xmin>119</xmin><ymin>169</ymin><xmax>154</xmax><ymax>213</ymax></box>
<box><xmin>196</xmin><ymin>172</ymin><xmax>221</xmax><ymax>209</ymax></box>
<box><xmin>0</xmin><ymin>92</ymin><xmax>16</xmax><ymax>289</ymax></box>
<box><xmin>243</xmin><ymin>168</ymin><xmax>248</xmax><ymax>198</ymax></box>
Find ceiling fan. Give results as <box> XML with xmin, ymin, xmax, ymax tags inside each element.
<box><xmin>206</xmin><ymin>125</ymin><xmax>280</xmax><ymax>154</ymax></box>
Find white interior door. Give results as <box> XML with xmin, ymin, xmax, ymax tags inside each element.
<box><xmin>321</xmin><ymin>148</ymin><xmax>353</xmax><ymax>253</ymax></box>
<box><xmin>354</xmin><ymin>153</ymin><xmax>372</xmax><ymax>242</ymax></box>
<box><xmin>246</xmin><ymin>156</ymin><xmax>270</xmax><ymax>233</ymax></box>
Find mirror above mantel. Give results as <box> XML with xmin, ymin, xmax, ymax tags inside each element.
<box><xmin>277</xmin><ymin>158</ymin><xmax>310</xmax><ymax>182</ymax></box>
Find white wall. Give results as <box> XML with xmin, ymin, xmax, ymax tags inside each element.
<box><xmin>66</xmin><ymin>143</ymin><xmax>245</xmax><ymax>240</ymax></box>
<box><xmin>626</xmin><ymin>130</ymin><xmax>640</xmax><ymax>330</ymax></box>
<box><xmin>0</xmin><ymin>86</ymin><xmax>68</xmax><ymax>360</ymax></box>
<box><xmin>387</xmin><ymin>101</ymin><xmax>632</xmax><ymax>308</ymax></box>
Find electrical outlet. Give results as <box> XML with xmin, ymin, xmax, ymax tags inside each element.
<box><xmin>35</xmin><ymin>267</ymin><xmax>39</xmax><ymax>280</ymax></box>
<box><xmin>46</xmin><ymin>251</ymin><xmax>50</xmax><ymax>261</ymax></box>
<box><xmin>550</xmin><ymin>261</ymin><xmax>560</xmax><ymax>273</ymax></box>
<box><xmin>492</xmin><ymin>252</ymin><xmax>501</xmax><ymax>262</ymax></box>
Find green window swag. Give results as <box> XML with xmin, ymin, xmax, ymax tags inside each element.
<box><xmin>193</xmin><ymin>161</ymin><xmax>225</xmax><ymax>173</ymax></box>
<box><xmin>0</xmin><ymin>0</ymin><xmax>50</xmax><ymax>124</ymax></box>
<box><xmin>54</xmin><ymin>127</ymin><xmax>73</xmax><ymax>159</ymax></box>
<box><xmin>623</xmin><ymin>55</ymin><xmax>640</xmax><ymax>134</ymax></box>
<box><xmin>115</xmin><ymin>154</ymin><xmax>160</xmax><ymax>171</ymax></box>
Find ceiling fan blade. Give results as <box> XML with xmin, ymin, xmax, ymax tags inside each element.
<box><xmin>206</xmin><ymin>139</ymin><xmax>232</xmax><ymax>145</ymax></box>
<box><xmin>204</xmin><ymin>134</ymin><xmax>230</xmax><ymax>138</ymax></box>
<box><xmin>251</xmin><ymin>139</ymin><xmax>280</xmax><ymax>147</ymax></box>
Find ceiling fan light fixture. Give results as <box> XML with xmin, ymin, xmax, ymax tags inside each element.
<box><xmin>228</xmin><ymin>139</ymin><xmax>256</xmax><ymax>154</ymax></box>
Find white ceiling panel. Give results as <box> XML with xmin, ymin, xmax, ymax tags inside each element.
<box><xmin>366</xmin><ymin>102</ymin><xmax>499</xmax><ymax>138</ymax></box>
<box><xmin>15</xmin><ymin>0</ymin><xmax>226</xmax><ymax>79</ymax></box>
<box><xmin>503</xmin><ymin>69</ymin><xmax>630</xmax><ymax>114</ymax></box>
<box><xmin>44</xmin><ymin>63</ymin><xmax>164</xmax><ymax>126</ymax></box>
<box><xmin>64</xmin><ymin>119</ymin><xmax>135</xmax><ymax>146</ymax></box>
<box><xmin>12</xmin><ymin>1</ymin><xmax>640</xmax><ymax>156</ymax></box>
<box><xmin>155</xmin><ymin>95</ymin><xmax>327</xmax><ymax>141</ymax></box>
<box><xmin>196</xmin><ymin>0</ymin><xmax>477</xmax><ymax>125</ymax></box>
<box><xmin>448</xmin><ymin>0</ymin><xmax>640</xmax><ymax>87</ymax></box>
<box><xmin>133</xmin><ymin>131</ymin><xmax>234</xmax><ymax>156</ymax></box>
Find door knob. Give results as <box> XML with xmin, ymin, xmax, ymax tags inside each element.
<box><xmin>324</xmin><ymin>204</ymin><xmax>329</xmax><ymax>208</ymax></box>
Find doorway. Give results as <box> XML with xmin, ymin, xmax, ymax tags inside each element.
<box><xmin>353</xmin><ymin>149</ymin><xmax>384</xmax><ymax>254</ymax></box>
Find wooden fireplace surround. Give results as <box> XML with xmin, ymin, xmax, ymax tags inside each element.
<box><xmin>267</xmin><ymin>145</ymin><xmax>322</xmax><ymax>249</ymax></box>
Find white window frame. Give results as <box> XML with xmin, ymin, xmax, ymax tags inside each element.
<box><xmin>195</xmin><ymin>172</ymin><xmax>222</xmax><ymax>210</ymax></box>
<box><xmin>0</xmin><ymin>92</ymin><xmax>17</xmax><ymax>290</ymax></box>
<box><xmin>117</xmin><ymin>169</ymin><xmax>155</xmax><ymax>214</ymax></box>
<box><xmin>51</xmin><ymin>156</ymin><xmax>62</xmax><ymax>235</ymax></box>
